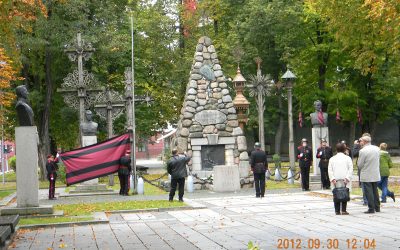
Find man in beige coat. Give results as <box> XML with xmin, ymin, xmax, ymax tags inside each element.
<box><xmin>357</xmin><ymin>135</ymin><xmax>381</xmax><ymax>213</ymax></box>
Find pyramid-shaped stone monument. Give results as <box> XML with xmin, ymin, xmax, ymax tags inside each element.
<box><xmin>174</xmin><ymin>37</ymin><xmax>249</xmax><ymax>186</ymax></box>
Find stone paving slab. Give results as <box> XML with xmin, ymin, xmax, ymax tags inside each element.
<box><xmin>9</xmin><ymin>192</ymin><xmax>400</xmax><ymax>249</ymax></box>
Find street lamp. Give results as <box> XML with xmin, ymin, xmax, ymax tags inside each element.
<box><xmin>126</xmin><ymin>7</ymin><xmax>137</xmax><ymax>194</ymax></box>
<box><xmin>281</xmin><ymin>68</ymin><xmax>296</xmax><ymax>184</ymax></box>
<box><xmin>0</xmin><ymin>60</ymin><xmax>7</xmax><ymax>184</ymax></box>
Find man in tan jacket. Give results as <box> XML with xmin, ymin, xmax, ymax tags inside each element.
<box><xmin>357</xmin><ymin>135</ymin><xmax>381</xmax><ymax>213</ymax></box>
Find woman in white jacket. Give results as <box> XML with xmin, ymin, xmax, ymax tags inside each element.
<box><xmin>328</xmin><ymin>143</ymin><xmax>354</xmax><ymax>215</ymax></box>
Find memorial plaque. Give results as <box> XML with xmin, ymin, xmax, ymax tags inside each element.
<box><xmin>201</xmin><ymin>145</ymin><xmax>225</xmax><ymax>170</ymax></box>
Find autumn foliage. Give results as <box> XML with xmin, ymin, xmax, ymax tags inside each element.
<box><xmin>0</xmin><ymin>47</ymin><xmax>17</xmax><ymax>107</ymax></box>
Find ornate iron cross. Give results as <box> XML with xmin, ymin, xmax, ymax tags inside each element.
<box><xmin>58</xmin><ymin>32</ymin><xmax>103</xmax><ymax>124</ymax></box>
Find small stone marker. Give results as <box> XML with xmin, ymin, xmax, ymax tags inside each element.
<box><xmin>213</xmin><ymin>165</ymin><xmax>240</xmax><ymax>192</ymax></box>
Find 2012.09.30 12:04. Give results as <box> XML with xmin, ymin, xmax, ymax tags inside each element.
<box><xmin>277</xmin><ymin>238</ymin><xmax>376</xmax><ymax>249</ymax></box>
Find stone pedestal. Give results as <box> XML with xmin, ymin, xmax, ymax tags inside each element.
<box><xmin>311</xmin><ymin>127</ymin><xmax>329</xmax><ymax>176</ymax></box>
<box><xmin>5</xmin><ymin>126</ymin><xmax>53</xmax><ymax>216</ymax></box>
<box><xmin>213</xmin><ymin>165</ymin><xmax>240</xmax><ymax>192</ymax></box>
<box><xmin>16</xmin><ymin>127</ymin><xmax>39</xmax><ymax>207</ymax></box>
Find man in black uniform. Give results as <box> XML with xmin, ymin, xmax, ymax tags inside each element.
<box><xmin>119</xmin><ymin>149</ymin><xmax>131</xmax><ymax>196</ymax></box>
<box><xmin>167</xmin><ymin>149</ymin><xmax>191</xmax><ymax>202</ymax></box>
<box><xmin>316</xmin><ymin>139</ymin><xmax>333</xmax><ymax>189</ymax></box>
<box><xmin>297</xmin><ymin>138</ymin><xmax>312</xmax><ymax>191</ymax></box>
<box><xmin>46</xmin><ymin>154</ymin><xmax>58</xmax><ymax>200</ymax></box>
<box><xmin>250</xmin><ymin>142</ymin><xmax>268</xmax><ymax>198</ymax></box>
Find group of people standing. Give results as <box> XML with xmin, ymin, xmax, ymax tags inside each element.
<box><xmin>250</xmin><ymin>133</ymin><xmax>396</xmax><ymax>215</ymax></box>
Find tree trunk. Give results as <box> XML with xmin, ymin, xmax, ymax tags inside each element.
<box><xmin>38</xmin><ymin>44</ymin><xmax>53</xmax><ymax>181</ymax></box>
<box><xmin>38</xmin><ymin>4</ymin><xmax>54</xmax><ymax>181</ymax></box>
<box><xmin>349</xmin><ymin>121</ymin><xmax>355</xmax><ymax>146</ymax></box>
<box><xmin>274</xmin><ymin>93</ymin><xmax>284</xmax><ymax>155</ymax></box>
<box><xmin>178</xmin><ymin>0</ymin><xmax>185</xmax><ymax>49</ymax></box>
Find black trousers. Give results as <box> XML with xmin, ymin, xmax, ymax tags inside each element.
<box><xmin>300</xmin><ymin>167</ymin><xmax>310</xmax><ymax>190</ymax></box>
<box><xmin>48</xmin><ymin>176</ymin><xmax>56</xmax><ymax>199</ymax></box>
<box><xmin>118</xmin><ymin>173</ymin><xmax>130</xmax><ymax>195</ymax></box>
<box><xmin>319</xmin><ymin>165</ymin><xmax>330</xmax><ymax>189</ymax></box>
<box><xmin>334</xmin><ymin>201</ymin><xmax>347</xmax><ymax>213</ymax></box>
<box><xmin>254</xmin><ymin>173</ymin><xmax>266</xmax><ymax>197</ymax></box>
<box><xmin>363</xmin><ymin>182</ymin><xmax>380</xmax><ymax>211</ymax></box>
<box><xmin>170</xmin><ymin>177</ymin><xmax>185</xmax><ymax>201</ymax></box>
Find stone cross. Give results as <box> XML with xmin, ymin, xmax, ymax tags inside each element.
<box><xmin>94</xmin><ymin>87</ymin><xmax>125</xmax><ymax>139</ymax></box>
<box><xmin>58</xmin><ymin>32</ymin><xmax>102</xmax><ymax>125</ymax></box>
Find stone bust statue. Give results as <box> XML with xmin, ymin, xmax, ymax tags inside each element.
<box><xmin>310</xmin><ymin>100</ymin><xmax>328</xmax><ymax>127</ymax></box>
<box><xmin>15</xmin><ymin>85</ymin><xmax>34</xmax><ymax>126</ymax></box>
<box><xmin>80</xmin><ymin>110</ymin><xmax>98</xmax><ymax>136</ymax></box>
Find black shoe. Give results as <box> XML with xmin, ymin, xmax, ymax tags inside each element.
<box><xmin>390</xmin><ymin>193</ymin><xmax>395</xmax><ymax>202</ymax></box>
<box><xmin>341</xmin><ymin>211</ymin><xmax>349</xmax><ymax>215</ymax></box>
<box><xmin>375</xmin><ymin>208</ymin><xmax>381</xmax><ymax>212</ymax></box>
<box><xmin>305</xmin><ymin>189</ymin><xmax>310</xmax><ymax>191</ymax></box>
<box><xmin>179</xmin><ymin>199</ymin><xmax>184</xmax><ymax>202</ymax></box>
<box><xmin>256</xmin><ymin>195</ymin><xmax>260</xmax><ymax>198</ymax></box>
<box><xmin>364</xmin><ymin>210</ymin><xmax>375</xmax><ymax>214</ymax></box>
<box><xmin>261</xmin><ymin>195</ymin><xmax>264</xmax><ymax>198</ymax></box>
<box><xmin>335</xmin><ymin>212</ymin><xmax>341</xmax><ymax>215</ymax></box>
<box><xmin>381</xmin><ymin>200</ymin><xmax>386</xmax><ymax>203</ymax></box>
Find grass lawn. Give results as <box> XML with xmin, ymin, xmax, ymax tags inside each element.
<box><xmin>351</xmin><ymin>182</ymin><xmax>400</xmax><ymax>196</ymax></box>
<box><xmin>0</xmin><ymin>190</ymin><xmax>15</xmax><ymax>199</ymax></box>
<box><xmin>56</xmin><ymin>200</ymin><xmax>186</xmax><ymax>216</ymax></box>
<box><xmin>266</xmin><ymin>180</ymin><xmax>301</xmax><ymax>189</ymax></box>
<box><xmin>97</xmin><ymin>174</ymin><xmax>168</xmax><ymax>195</ymax></box>
<box><xmin>19</xmin><ymin>216</ymin><xmax>94</xmax><ymax>226</ymax></box>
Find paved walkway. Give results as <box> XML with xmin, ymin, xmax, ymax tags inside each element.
<box><xmin>10</xmin><ymin>192</ymin><xmax>399</xmax><ymax>249</ymax></box>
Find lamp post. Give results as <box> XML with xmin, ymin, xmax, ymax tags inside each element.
<box><xmin>126</xmin><ymin>7</ymin><xmax>137</xmax><ymax>194</ymax></box>
<box><xmin>0</xmin><ymin>60</ymin><xmax>6</xmax><ymax>183</ymax></box>
<box><xmin>232</xmin><ymin>67</ymin><xmax>250</xmax><ymax>131</ymax></box>
<box><xmin>281</xmin><ymin>68</ymin><xmax>297</xmax><ymax>184</ymax></box>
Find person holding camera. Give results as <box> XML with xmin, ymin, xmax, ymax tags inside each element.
<box><xmin>328</xmin><ymin>143</ymin><xmax>353</xmax><ymax>215</ymax></box>
<box><xmin>167</xmin><ymin>149</ymin><xmax>191</xmax><ymax>202</ymax></box>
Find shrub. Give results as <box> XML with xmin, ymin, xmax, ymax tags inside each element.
<box><xmin>56</xmin><ymin>163</ymin><xmax>67</xmax><ymax>184</ymax></box>
<box><xmin>8</xmin><ymin>156</ymin><xmax>16</xmax><ymax>172</ymax></box>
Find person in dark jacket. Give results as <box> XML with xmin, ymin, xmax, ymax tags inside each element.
<box><xmin>119</xmin><ymin>150</ymin><xmax>132</xmax><ymax>196</ymax></box>
<box><xmin>316</xmin><ymin>139</ymin><xmax>333</xmax><ymax>189</ymax></box>
<box><xmin>297</xmin><ymin>138</ymin><xmax>312</xmax><ymax>191</ymax></box>
<box><xmin>167</xmin><ymin>149</ymin><xmax>191</xmax><ymax>202</ymax></box>
<box><xmin>46</xmin><ymin>154</ymin><xmax>58</xmax><ymax>200</ymax></box>
<box><xmin>250</xmin><ymin>142</ymin><xmax>268</xmax><ymax>198</ymax></box>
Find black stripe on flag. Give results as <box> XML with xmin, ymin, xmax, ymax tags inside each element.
<box><xmin>66</xmin><ymin>159</ymin><xmax>120</xmax><ymax>179</ymax></box>
<box><xmin>61</xmin><ymin>138</ymin><xmax>130</xmax><ymax>161</ymax></box>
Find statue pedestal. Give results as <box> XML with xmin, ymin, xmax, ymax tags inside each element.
<box><xmin>70</xmin><ymin>136</ymin><xmax>112</xmax><ymax>193</ymax></box>
<box><xmin>3</xmin><ymin>126</ymin><xmax>53</xmax><ymax>215</ymax></box>
<box><xmin>311</xmin><ymin>127</ymin><xmax>329</xmax><ymax>177</ymax></box>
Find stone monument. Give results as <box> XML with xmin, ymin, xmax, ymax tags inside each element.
<box><xmin>71</xmin><ymin>109</ymin><xmax>111</xmax><ymax>193</ymax></box>
<box><xmin>174</xmin><ymin>36</ymin><xmax>248</xmax><ymax>190</ymax></box>
<box><xmin>1</xmin><ymin>85</ymin><xmax>53</xmax><ymax>215</ymax></box>
<box><xmin>310</xmin><ymin>100</ymin><xmax>329</xmax><ymax>176</ymax></box>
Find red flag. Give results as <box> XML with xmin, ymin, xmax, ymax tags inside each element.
<box><xmin>357</xmin><ymin>108</ymin><xmax>363</xmax><ymax>124</ymax></box>
<box><xmin>60</xmin><ymin>133</ymin><xmax>130</xmax><ymax>186</ymax></box>
<box><xmin>336</xmin><ymin>108</ymin><xmax>341</xmax><ymax>122</ymax></box>
<box><xmin>298</xmin><ymin>111</ymin><xmax>303</xmax><ymax>128</ymax></box>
